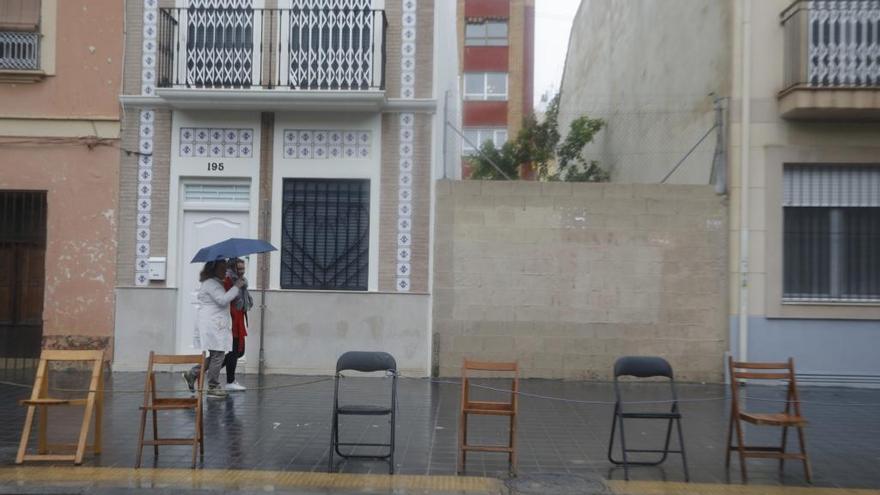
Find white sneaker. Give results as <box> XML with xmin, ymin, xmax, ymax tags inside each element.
<box><xmin>225</xmin><ymin>381</ymin><xmax>246</xmax><ymax>391</ymax></box>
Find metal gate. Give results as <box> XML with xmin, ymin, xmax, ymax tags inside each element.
<box><xmin>0</xmin><ymin>191</ymin><xmax>47</xmax><ymax>369</ymax></box>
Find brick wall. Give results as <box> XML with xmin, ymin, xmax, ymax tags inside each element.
<box><xmin>432</xmin><ymin>180</ymin><xmax>729</xmax><ymax>382</ymax></box>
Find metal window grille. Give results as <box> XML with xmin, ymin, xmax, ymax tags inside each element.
<box><xmin>0</xmin><ymin>31</ymin><xmax>39</xmax><ymax>70</ymax></box>
<box><xmin>0</xmin><ymin>191</ymin><xmax>47</xmax><ymax>369</ymax></box>
<box><xmin>185</xmin><ymin>0</ymin><xmax>256</xmax><ymax>88</ymax></box>
<box><xmin>783</xmin><ymin>165</ymin><xmax>880</xmax><ymax>301</ymax></box>
<box><xmin>281</xmin><ymin>179</ymin><xmax>369</xmax><ymax>290</ymax></box>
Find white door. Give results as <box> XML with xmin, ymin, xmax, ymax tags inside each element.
<box><xmin>177</xmin><ymin>210</ymin><xmax>249</xmax><ymax>355</ymax></box>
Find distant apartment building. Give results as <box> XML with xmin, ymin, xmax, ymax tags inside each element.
<box><xmin>0</xmin><ymin>0</ymin><xmax>123</xmax><ymax>367</ymax></box>
<box><xmin>458</xmin><ymin>0</ymin><xmax>534</xmax><ymax>178</ymax></box>
<box><xmin>559</xmin><ymin>0</ymin><xmax>880</xmax><ymax>386</ymax></box>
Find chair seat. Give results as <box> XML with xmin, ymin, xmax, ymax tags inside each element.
<box><xmin>141</xmin><ymin>397</ymin><xmax>198</xmax><ymax>410</ymax></box>
<box><xmin>463</xmin><ymin>400</ymin><xmax>515</xmax><ymax>415</ymax></box>
<box><xmin>739</xmin><ymin>412</ymin><xmax>806</xmax><ymax>426</ymax></box>
<box><xmin>337</xmin><ymin>404</ymin><xmax>392</xmax><ymax>415</ymax></box>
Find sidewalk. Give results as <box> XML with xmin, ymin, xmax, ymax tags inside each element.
<box><xmin>1</xmin><ymin>370</ymin><xmax>878</xmax><ymax>493</ymax></box>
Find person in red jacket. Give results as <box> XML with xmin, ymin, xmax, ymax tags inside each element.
<box><xmin>222</xmin><ymin>258</ymin><xmax>251</xmax><ymax>391</ymax></box>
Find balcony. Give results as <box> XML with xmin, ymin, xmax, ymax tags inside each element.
<box><xmin>153</xmin><ymin>6</ymin><xmax>387</xmax><ymax>111</ymax></box>
<box><xmin>779</xmin><ymin>1</ymin><xmax>880</xmax><ymax>120</ymax></box>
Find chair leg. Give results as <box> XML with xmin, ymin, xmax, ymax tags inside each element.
<box><xmin>191</xmin><ymin>420</ymin><xmax>198</xmax><ymax>469</ymax></box>
<box><xmin>457</xmin><ymin>411</ymin><xmax>467</xmax><ymax>474</ymax></box>
<box><xmin>779</xmin><ymin>425</ymin><xmax>789</xmax><ymax>473</ymax></box>
<box><xmin>675</xmin><ymin>417</ymin><xmax>690</xmax><ymax>482</ymax></box>
<box><xmin>37</xmin><ymin>405</ymin><xmax>48</xmax><ymax>454</ymax></box>
<box><xmin>135</xmin><ymin>408</ymin><xmax>147</xmax><ymax>468</ymax></box>
<box><xmin>94</xmin><ymin>388</ymin><xmax>103</xmax><ymax>455</ymax></box>
<box><xmin>389</xmin><ymin>414</ymin><xmax>396</xmax><ymax>475</ymax></box>
<box><xmin>796</xmin><ymin>426</ymin><xmax>812</xmax><ymax>483</ymax></box>
<box><xmin>508</xmin><ymin>414</ymin><xmax>517</xmax><ymax>477</ymax></box>
<box><xmin>152</xmin><ymin>410</ymin><xmax>159</xmax><ymax>456</ymax></box>
<box><xmin>607</xmin><ymin>404</ymin><xmax>619</xmax><ymax>464</ymax></box>
<box><xmin>725</xmin><ymin>414</ymin><xmax>734</xmax><ymax>470</ymax></box>
<box><xmin>15</xmin><ymin>405</ymin><xmax>36</xmax><ymax>464</ymax></box>
<box><xmin>75</xmin><ymin>395</ymin><xmax>96</xmax><ymax>465</ymax></box>
<box><xmin>617</xmin><ymin>413</ymin><xmax>630</xmax><ymax>481</ymax></box>
<box><xmin>328</xmin><ymin>412</ymin><xmax>336</xmax><ymax>473</ymax></box>
<box><xmin>733</xmin><ymin>416</ymin><xmax>748</xmax><ymax>483</ymax></box>
<box><xmin>198</xmin><ymin>406</ymin><xmax>205</xmax><ymax>455</ymax></box>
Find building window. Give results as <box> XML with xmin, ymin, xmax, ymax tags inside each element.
<box><xmin>0</xmin><ymin>0</ymin><xmax>41</xmax><ymax>70</ymax></box>
<box><xmin>464</xmin><ymin>72</ymin><xmax>507</xmax><ymax>100</ymax></box>
<box><xmin>462</xmin><ymin>128</ymin><xmax>508</xmax><ymax>155</ymax></box>
<box><xmin>783</xmin><ymin>165</ymin><xmax>880</xmax><ymax>302</ymax></box>
<box><xmin>280</xmin><ymin>179</ymin><xmax>369</xmax><ymax>291</ymax></box>
<box><xmin>465</xmin><ymin>20</ymin><xmax>507</xmax><ymax>46</ymax></box>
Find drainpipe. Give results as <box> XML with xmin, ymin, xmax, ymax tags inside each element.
<box><xmin>737</xmin><ymin>0</ymin><xmax>752</xmax><ymax>363</ymax></box>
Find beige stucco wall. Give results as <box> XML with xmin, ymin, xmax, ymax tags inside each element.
<box><xmin>0</xmin><ymin>0</ymin><xmax>122</xmax><ymax>357</ymax></box>
<box><xmin>727</xmin><ymin>0</ymin><xmax>880</xmax><ymax>321</ymax></box>
<box><xmin>558</xmin><ymin>0</ymin><xmax>733</xmax><ymax>184</ymax></box>
<box><xmin>433</xmin><ymin>180</ymin><xmax>728</xmax><ymax>382</ymax></box>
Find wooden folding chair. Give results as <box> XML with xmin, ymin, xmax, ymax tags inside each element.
<box><xmin>16</xmin><ymin>349</ymin><xmax>104</xmax><ymax>465</ymax></box>
<box><xmin>726</xmin><ymin>356</ymin><xmax>812</xmax><ymax>483</ymax></box>
<box><xmin>458</xmin><ymin>359</ymin><xmax>518</xmax><ymax>476</ymax></box>
<box><xmin>135</xmin><ymin>351</ymin><xmax>205</xmax><ymax>469</ymax></box>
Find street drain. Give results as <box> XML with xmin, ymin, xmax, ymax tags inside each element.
<box><xmin>505</xmin><ymin>473</ymin><xmax>610</xmax><ymax>495</ymax></box>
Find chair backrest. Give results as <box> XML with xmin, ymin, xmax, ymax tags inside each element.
<box><xmin>461</xmin><ymin>359</ymin><xmax>519</xmax><ymax>409</ymax></box>
<box><xmin>728</xmin><ymin>356</ymin><xmax>800</xmax><ymax>415</ymax></box>
<box><xmin>144</xmin><ymin>351</ymin><xmax>205</xmax><ymax>403</ymax></box>
<box><xmin>40</xmin><ymin>350</ymin><xmax>105</xmax><ymax>362</ymax></box>
<box><xmin>335</xmin><ymin>351</ymin><xmax>397</xmax><ymax>373</ymax></box>
<box><xmin>32</xmin><ymin>349</ymin><xmax>104</xmax><ymax>399</ymax></box>
<box><xmin>614</xmin><ymin>356</ymin><xmax>674</xmax><ymax>380</ymax></box>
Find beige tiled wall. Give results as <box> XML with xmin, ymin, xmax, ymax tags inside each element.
<box><xmin>433</xmin><ymin>181</ymin><xmax>729</xmax><ymax>381</ymax></box>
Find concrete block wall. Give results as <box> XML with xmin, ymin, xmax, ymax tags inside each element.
<box><xmin>432</xmin><ymin>180</ymin><xmax>729</xmax><ymax>382</ymax></box>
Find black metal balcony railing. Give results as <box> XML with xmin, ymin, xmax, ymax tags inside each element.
<box><xmin>781</xmin><ymin>0</ymin><xmax>880</xmax><ymax>90</ymax></box>
<box><xmin>0</xmin><ymin>31</ymin><xmax>40</xmax><ymax>70</ymax></box>
<box><xmin>157</xmin><ymin>7</ymin><xmax>387</xmax><ymax>90</ymax></box>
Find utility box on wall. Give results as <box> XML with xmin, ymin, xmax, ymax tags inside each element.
<box><xmin>148</xmin><ymin>257</ymin><xmax>166</xmax><ymax>280</ymax></box>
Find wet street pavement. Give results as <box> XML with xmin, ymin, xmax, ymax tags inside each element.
<box><xmin>0</xmin><ymin>369</ymin><xmax>879</xmax><ymax>493</ymax></box>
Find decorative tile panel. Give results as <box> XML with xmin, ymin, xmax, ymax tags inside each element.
<box><xmin>136</xmin><ymin>0</ymin><xmax>158</xmax><ymax>286</ymax></box>
<box><xmin>282</xmin><ymin>129</ymin><xmax>371</xmax><ymax>159</ymax></box>
<box><xmin>179</xmin><ymin>127</ymin><xmax>255</xmax><ymax>158</ymax></box>
<box><xmin>395</xmin><ymin>0</ymin><xmax>417</xmax><ymax>292</ymax></box>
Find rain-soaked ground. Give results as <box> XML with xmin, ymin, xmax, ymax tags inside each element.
<box><xmin>1</xmin><ymin>369</ymin><xmax>878</xmax><ymax>494</ymax></box>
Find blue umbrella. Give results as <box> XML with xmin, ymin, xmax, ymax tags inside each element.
<box><xmin>190</xmin><ymin>238</ymin><xmax>277</xmax><ymax>263</ymax></box>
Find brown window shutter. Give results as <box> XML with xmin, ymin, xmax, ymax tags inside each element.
<box><xmin>0</xmin><ymin>0</ymin><xmax>41</xmax><ymax>32</ymax></box>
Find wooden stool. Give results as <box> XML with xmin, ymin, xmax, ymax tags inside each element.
<box><xmin>458</xmin><ymin>359</ymin><xmax>519</xmax><ymax>476</ymax></box>
<box><xmin>16</xmin><ymin>349</ymin><xmax>104</xmax><ymax>465</ymax></box>
<box><xmin>135</xmin><ymin>351</ymin><xmax>205</xmax><ymax>469</ymax></box>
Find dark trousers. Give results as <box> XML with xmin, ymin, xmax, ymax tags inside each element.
<box><xmin>222</xmin><ymin>337</ymin><xmax>245</xmax><ymax>383</ymax></box>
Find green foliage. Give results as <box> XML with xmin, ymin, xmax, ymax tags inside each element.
<box><xmin>467</xmin><ymin>94</ymin><xmax>608</xmax><ymax>182</ymax></box>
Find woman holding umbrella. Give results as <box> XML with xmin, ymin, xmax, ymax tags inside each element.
<box><xmin>183</xmin><ymin>259</ymin><xmax>245</xmax><ymax>398</ymax></box>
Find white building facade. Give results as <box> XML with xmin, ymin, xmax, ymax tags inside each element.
<box><xmin>115</xmin><ymin>0</ymin><xmax>459</xmax><ymax>375</ymax></box>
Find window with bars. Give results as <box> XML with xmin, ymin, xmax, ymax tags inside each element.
<box><xmin>280</xmin><ymin>179</ymin><xmax>369</xmax><ymax>290</ymax></box>
<box><xmin>783</xmin><ymin>165</ymin><xmax>880</xmax><ymax>301</ymax></box>
<box><xmin>0</xmin><ymin>0</ymin><xmax>41</xmax><ymax>70</ymax></box>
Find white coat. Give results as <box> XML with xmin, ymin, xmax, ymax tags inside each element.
<box><xmin>192</xmin><ymin>277</ymin><xmax>239</xmax><ymax>352</ymax></box>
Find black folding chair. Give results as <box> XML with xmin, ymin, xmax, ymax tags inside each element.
<box><xmin>329</xmin><ymin>351</ymin><xmax>398</xmax><ymax>474</ymax></box>
<box><xmin>607</xmin><ymin>356</ymin><xmax>690</xmax><ymax>481</ymax></box>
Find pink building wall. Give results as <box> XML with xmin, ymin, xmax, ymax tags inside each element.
<box><xmin>0</xmin><ymin>0</ymin><xmax>123</xmax><ymax>357</ymax></box>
